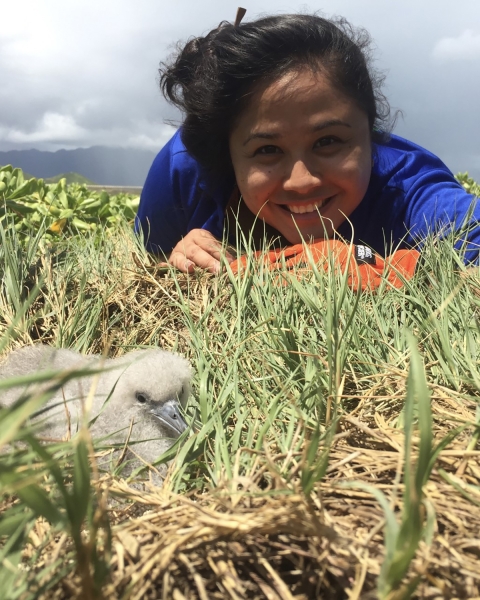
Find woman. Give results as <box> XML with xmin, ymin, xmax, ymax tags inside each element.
<box><xmin>136</xmin><ymin>13</ymin><xmax>479</xmax><ymax>273</ymax></box>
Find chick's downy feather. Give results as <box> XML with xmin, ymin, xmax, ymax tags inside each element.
<box><xmin>0</xmin><ymin>345</ymin><xmax>193</xmax><ymax>477</ymax></box>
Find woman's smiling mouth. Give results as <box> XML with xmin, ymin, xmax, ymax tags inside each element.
<box><xmin>279</xmin><ymin>196</ymin><xmax>334</xmax><ymax>214</ymax></box>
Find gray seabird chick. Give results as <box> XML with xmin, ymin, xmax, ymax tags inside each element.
<box><xmin>0</xmin><ymin>345</ymin><xmax>192</xmax><ymax>478</ymax></box>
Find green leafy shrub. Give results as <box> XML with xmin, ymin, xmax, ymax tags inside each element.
<box><xmin>0</xmin><ymin>165</ymin><xmax>139</xmax><ymax>241</ymax></box>
<box><xmin>455</xmin><ymin>171</ymin><xmax>480</xmax><ymax>197</ymax></box>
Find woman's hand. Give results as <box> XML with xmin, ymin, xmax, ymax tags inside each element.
<box><xmin>166</xmin><ymin>229</ymin><xmax>234</xmax><ymax>273</ymax></box>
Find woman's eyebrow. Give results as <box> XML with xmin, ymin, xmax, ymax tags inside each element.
<box><xmin>312</xmin><ymin>119</ymin><xmax>352</xmax><ymax>132</ymax></box>
<box><xmin>243</xmin><ymin>119</ymin><xmax>352</xmax><ymax>145</ymax></box>
<box><xmin>242</xmin><ymin>131</ymin><xmax>279</xmax><ymax>146</ymax></box>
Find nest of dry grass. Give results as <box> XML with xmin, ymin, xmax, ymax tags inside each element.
<box><xmin>2</xmin><ymin>230</ymin><xmax>480</xmax><ymax>599</ymax></box>
<box><xmin>26</xmin><ymin>404</ymin><xmax>480</xmax><ymax>600</ymax></box>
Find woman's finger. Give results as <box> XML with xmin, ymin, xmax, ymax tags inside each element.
<box><xmin>168</xmin><ymin>229</ymin><xmax>234</xmax><ymax>272</ymax></box>
<box><xmin>170</xmin><ymin>246</ymin><xmax>220</xmax><ymax>273</ymax></box>
<box><xmin>189</xmin><ymin>229</ymin><xmax>230</xmax><ymax>261</ymax></box>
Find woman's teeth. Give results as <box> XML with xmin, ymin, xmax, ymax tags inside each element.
<box><xmin>287</xmin><ymin>198</ymin><xmax>331</xmax><ymax>214</ymax></box>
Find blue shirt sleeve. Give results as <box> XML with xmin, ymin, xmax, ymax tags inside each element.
<box><xmin>135</xmin><ymin>130</ymin><xmax>226</xmax><ymax>255</ymax></box>
<box><xmin>340</xmin><ymin>135</ymin><xmax>480</xmax><ymax>263</ymax></box>
<box><xmin>391</xmin><ymin>141</ymin><xmax>479</xmax><ymax>263</ymax></box>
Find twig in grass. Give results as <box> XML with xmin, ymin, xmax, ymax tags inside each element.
<box><xmin>115</xmin><ymin>416</ymin><xmax>135</xmax><ymax>468</ymax></box>
<box><xmin>61</xmin><ymin>387</ymin><xmax>72</xmax><ymax>441</ymax></box>
<box><xmin>343</xmin><ymin>415</ymin><xmax>402</xmax><ymax>451</ymax></box>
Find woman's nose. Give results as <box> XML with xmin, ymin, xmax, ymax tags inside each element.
<box><xmin>283</xmin><ymin>159</ymin><xmax>321</xmax><ymax>194</ymax></box>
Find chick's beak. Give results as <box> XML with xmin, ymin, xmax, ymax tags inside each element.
<box><xmin>151</xmin><ymin>401</ymin><xmax>188</xmax><ymax>436</ymax></box>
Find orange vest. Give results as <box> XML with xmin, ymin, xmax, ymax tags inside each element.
<box><xmin>230</xmin><ymin>240</ymin><xmax>420</xmax><ymax>291</ymax></box>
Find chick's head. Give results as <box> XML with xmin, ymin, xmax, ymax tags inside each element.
<box><xmin>110</xmin><ymin>349</ymin><xmax>192</xmax><ymax>436</ymax></box>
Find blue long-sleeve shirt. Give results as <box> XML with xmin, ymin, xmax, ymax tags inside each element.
<box><xmin>136</xmin><ymin>129</ymin><xmax>479</xmax><ymax>262</ymax></box>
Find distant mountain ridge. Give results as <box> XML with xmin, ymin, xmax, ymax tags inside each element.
<box><xmin>45</xmin><ymin>172</ymin><xmax>97</xmax><ymax>185</ymax></box>
<box><xmin>0</xmin><ymin>146</ymin><xmax>157</xmax><ymax>186</ymax></box>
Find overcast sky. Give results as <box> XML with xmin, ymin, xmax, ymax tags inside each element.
<box><xmin>1</xmin><ymin>0</ymin><xmax>479</xmax><ymax>178</ymax></box>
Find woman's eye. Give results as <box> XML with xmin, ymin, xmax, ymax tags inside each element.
<box><xmin>254</xmin><ymin>145</ymin><xmax>280</xmax><ymax>156</ymax></box>
<box><xmin>315</xmin><ymin>136</ymin><xmax>339</xmax><ymax>148</ymax></box>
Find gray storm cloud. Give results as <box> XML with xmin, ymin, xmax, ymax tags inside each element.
<box><xmin>1</xmin><ymin>0</ymin><xmax>479</xmax><ymax>178</ymax></box>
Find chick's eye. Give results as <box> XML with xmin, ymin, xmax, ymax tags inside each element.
<box><xmin>135</xmin><ymin>392</ymin><xmax>147</xmax><ymax>404</ymax></box>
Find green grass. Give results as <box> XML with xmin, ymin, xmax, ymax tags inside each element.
<box><xmin>1</xmin><ymin>183</ymin><xmax>480</xmax><ymax>597</ymax></box>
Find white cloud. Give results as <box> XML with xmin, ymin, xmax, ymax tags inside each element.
<box><xmin>0</xmin><ymin>115</ymin><xmax>178</xmax><ymax>152</ymax></box>
<box><xmin>432</xmin><ymin>29</ymin><xmax>480</xmax><ymax>61</ymax></box>
<box><xmin>5</xmin><ymin>113</ymin><xmax>87</xmax><ymax>144</ymax></box>
<box><xmin>126</xmin><ymin>126</ymin><xmax>178</xmax><ymax>151</ymax></box>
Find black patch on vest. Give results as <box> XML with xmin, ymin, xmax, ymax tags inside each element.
<box><xmin>355</xmin><ymin>245</ymin><xmax>376</xmax><ymax>265</ymax></box>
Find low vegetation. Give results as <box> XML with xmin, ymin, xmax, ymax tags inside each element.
<box><xmin>0</xmin><ymin>165</ymin><xmax>139</xmax><ymax>240</ymax></box>
<box><xmin>1</xmin><ymin>167</ymin><xmax>480</xmax><ymax>599</ymax></box>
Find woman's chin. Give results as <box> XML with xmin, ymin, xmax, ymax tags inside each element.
<box><xmin>280</xmin><ymin>224</ymin><xmax>332</xmax><ymax>245</ymax></box>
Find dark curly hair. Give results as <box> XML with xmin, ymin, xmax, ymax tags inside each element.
<box><xmin>160</xmin><ymin>13</ymin><xmax>393</xmax><ymax>183</ymax></box>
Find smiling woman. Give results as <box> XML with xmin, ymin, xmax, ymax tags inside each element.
<box><xmin>135</xmin><ymin>13</ymin><xmax>480</xmax><ymax>273</ymax></box>
<box><xmin>228</xmin><ymin>68</ymin><xmax>372</xmax><ymax>243</ymax></box>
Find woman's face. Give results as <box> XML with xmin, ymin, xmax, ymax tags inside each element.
<box><xmin>228</xmin><ymin>69</ymin><xmax>373</xmax><ymax>243</ymax></box>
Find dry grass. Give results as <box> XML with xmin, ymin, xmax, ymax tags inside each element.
<box><xmin>1</xmin><ymin>223</ymin><xmax>480</xmax><ymax>599</ymax></box>
<box><xmin>20</xmin><ymin>407</ymin><xmax>480</xmax><ymax>599</ymax></box>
